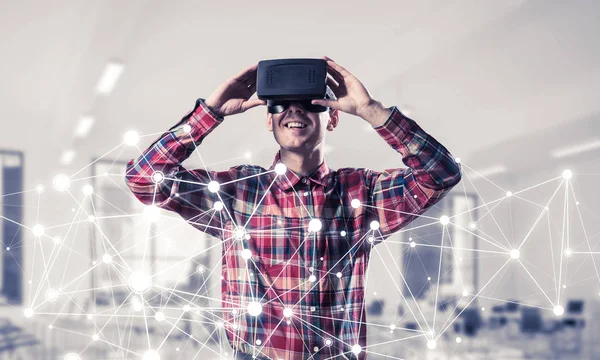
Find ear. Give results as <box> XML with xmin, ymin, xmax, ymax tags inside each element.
<box><xmin>266</xmin><ymin>113</ymin><xmax>273</xmax><ymax>132</ymax></box>
<box><xmin>326</xmin><ymin>109</ymin><xmax>339</xmax><ymax>131</ymax></box>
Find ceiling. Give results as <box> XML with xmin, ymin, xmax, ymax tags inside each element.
<box><xmin>2</xmin><ymin>0</ymin><xmax>600</xmax><ymax>183</ymax></box>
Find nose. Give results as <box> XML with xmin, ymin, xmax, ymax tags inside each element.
<box><xmin>286</xmin><ymin>102</ymin><xmax>305</xmax><ymax>113</ymax></box>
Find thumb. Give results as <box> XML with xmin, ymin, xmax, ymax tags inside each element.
<box><xmin>311</xmin><ymin>99</ymin><xmax>339</xmax><ymax>109</ymax></box>
<box><xmin>241</xmin><ymin>99</ymin><xmax>267</xmax><ymax>112</ymax></box>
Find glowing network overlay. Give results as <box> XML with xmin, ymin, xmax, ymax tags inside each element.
<box><xmin>3</xmin><ymin>129</ymin><xmax>599</xmax><ymax>360</ymax></box>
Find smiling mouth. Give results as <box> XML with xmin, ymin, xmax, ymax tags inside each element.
<box><xmin>284</xmin><ymin>122</ymin><xmax>308</xmax><ymax>129</ymax></box>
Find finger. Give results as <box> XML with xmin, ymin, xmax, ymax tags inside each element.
<box><xmin>326</xmin><ymin>76</ymin><xmax>339</xmax><ymax>94</ymax></box>
<box><xmin>325</xmin><ymin>75</ymin><xmax>340</xmax><ymax>92</ymax></box>
<box><xmin>327</xmin><ymin>69</ymin><xmax>344</xmax><ymax>87</ymax></box>
<box><xmin>242</xmin><ymin>99</ymin><xmax>267</xmax><ymax>112</ymax></box>
<box><xmin>247</xmin><ymin>82</ymin><xmax>257</xmax><ymax>94</ymax></box>
<box><xmin>232</xmin><ymin>63</ymin><xmax>259</xmax><ymax>83</ymax></box>
<box><xmin>311</xmin><ymin>99</ymin><xmax>339</xmax><ymax>110</ymax></box>
<box><xmin>326</xmin><ymin>60</ymin><xmax>353</xmax><ymax>80</ymax></box>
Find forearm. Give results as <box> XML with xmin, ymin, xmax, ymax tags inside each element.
<box><xmin>124</xmin><ymin>98</ymin><xmax>223</xmax><ymax>203</ymax></box>
<box><xmin>374</xmin><ymin>107</ymin><xmax>462</xmax><ymax>191</ymax></box>
<box><xmin>359</xmin><ymin>100</ymin><xmax>393</xmax><ymax>127</ymax></box>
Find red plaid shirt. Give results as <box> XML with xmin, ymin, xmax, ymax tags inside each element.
<box><xmin>125</xmin><ymin>99</ymin><xmax>461</xmax><ymax>359</ymax></box>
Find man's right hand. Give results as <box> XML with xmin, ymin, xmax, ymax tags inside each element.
<box><xmin>204</xmin><ymin>63</ymin><xmax>266</xmax><ymax>118</ymax></box>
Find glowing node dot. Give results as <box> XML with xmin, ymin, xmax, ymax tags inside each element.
<box><xmin>506</xmin><ymin>191</ymin><xmax>512</xmax><ymax>197</ymax></box>
<box><xmin>351</xmin><ymin>344</ymin><xmax>362</xmax><ymax>355</ymax></box>
<box><xmin>248</xmin><ymin>301</ymin><xmax>262</xmax><ymax>316</ymax></box>
<box><xmin>390</xmin><ymin>324</ymin><xmax>396</xmax><ymax>330</ymax></box>
<box><xmin>336</xmin><ymin>272</ymin><xmax>342</xmax><ymax>278</ymax></box>
<box><xmin>469</xmin><ymin>222</ymin><xmax>477</xmax><ymax>230</ymax></box>
<box><xmin>151</xmin><ymin>171</ymin><xmax>164</xmax><ymax>184</ymax></box>
<box><xmin>427</xmin><ymin>339</ymin><xmax>437</xmax><ymax>350</ymax></box>
<box><xmin>36</xmin><ymin>184</ymin><xmax>45</xmax><ymax>194</ymax></box>
<box><xmin>155</xmin><ymin>312</ymin><xmax>164</xmax><ymax>322</ymax></box>
<box><xmin>410</xmin><ymin>241</ymin><xmax>416</xmax><ymax>248</ymax></box>
<box><xmin>440</xmin><ymin>215</ymin><xmax>450</xmax><ymax>226</ymax></box>
<box><xmin>313</xmin><ymin>346</ymin><xmax>319</xmax><ymax>352</ymax></box>
<box><xmin>427</xmin><ymin>277</ymin><xmax>431</xmax><ymax>281</ymax></box>
<box><xmin>64</xmin><ymin>353</ymin><xmax>81</xmax><ymax>360</ymax></box>
<box><xmin>565</xmin><ymin>248</ymin><xmax>573</xmax><ymax>257</ymax></box>
<box><xmin>554</xmin><ymin>305</ymin><xmax>564</xmax><ymax>316</ymax></box>
<box><xmin>45</xmin><ymin>289</ymin><xmax>58</xmax><ymax>302</ymax></box>
<box><xmin>370</xmin><ymin>221</ymin><xmax>380</xmax><ymax>230</ymax></box>
<box><xmin>123</xmin><ymin>130</ymin><xmax>139</xmax><ymax>146</ymax></box>
<box><xmin>563</xmin><ymin>170</ymin><xmax>572</xmax><ymax>180</ymax></box>
<box><xmin>275</xmin><ymin>163</ymin><xmax>287</xmax><ymax>175</ymax></box>
<box><xmin>183</xmin><ymin>305</ymin><xmax>190</xmax><ymax>312</ymax></box>
<box><xmin>102</xmin><ymin>254</ymin><xmax>112</xmax><ymax>264</ymax></box>
<box><xmin>32</xmin><ymin>224</ymin><xmax>45</xmax><ymax>237</ymax></box>
<box><xmin>24</xmin><ymin>308</ymin><xmax>33</xmax><ymax>318</ymax></box>
<box><xmin>576</xmin><ymin>201</ymin><xmax>580</xmax><ymax>205</ymax></box>
<box><xmin>367</xmin><ymin>236</ymin><xmax>374</xmax><ymax>244</ymax></box>
<box><xmin>88</xmin><ymin>215</ymin><xmax>96</xmax><ymax>223</ymax></box>
<box><xmin>256</xmin><ymin>339</ymin><xmax>262</xmax><ymax>346</ymax></box>
<box><xmin>53</xmin><ymin>174</ymin><xmax>71</xmax><ymax>192</ymax></box>
<box><xmin>207</xmin><ymin>181</ymin><xmax>220</xmax><ymax>193</ymax></box>
<box><xmin>87</xmin><ymin>314</ymin><xmax>93</xmax><ymax>320</ymax></box>
<box><xmin>129</xmin><ymin>272</ymin><xmax>151</xmax><ymax>293</ymax></box>
<box><xmin>510</xmin><ymin>249</ymin><xmax>520</xmax><ymax>259</ymax></box>
<box><xmin>196</xmin><ymin>265</ymin><xmax>205</xmax><ymax>274</ymax></box>
<box><xmin>351</xmin><ymin>199</ymin><xmax>361</xmax><ymax>209</ymax></box>
<box><xmin>132</xmin><ymin>301</ymin><xmax>143</xmax><ymax>312</ymax></box>
<box><xmin>142</xmin><ymin>350</ymin><xmax>160</xmax><ymax>360</ymax></box>
<box><xmin>241</xmin><ymin>249</ymin><xmax>252</xmax><ymax>260</ymax></box>
<box><xmin>234</xmin><ymin>228</ymin><xmax>246</xmax><ymax>241</ymax></box>
<box><xmin>82</xmin><ymin>184</ymin><xmax>94</xmax><ymax>196</ymax></box>
<box><xmin>340</xmin><ymin>231</ymin><xmax>346</xmax><ymax>237</ymax></box>
<box><xmin>92</xmin><ymin>334</ymin><xmax>99</xmax><ymax>341</ymax></box>
<box><xmin>325</xmin><ymin>338</ymin><xmax>333</xmax><ymax>347</ymax></box>
<box><xmin>456</xmin><ymin>337</ymin><xmax>462</xmax><ymax>344</ymax></box>
<box><xmin>308</xmin><ymin>219</ymin><xmax>322</xmax><ymax>232</ymax></box>
<box><xmin>309</xmin><ymin>275</ymin><xmax>317</xmax><ymax>283</ymax></box>
<box><xmin>182</xmin><ymin>124</ymin><xmax>192</xmax><ymax>133</ymax></box>
<box><xmin>214</xmin><ymin>201</ymin><xmax>224</xmax><ymax>211</ymax></box>
<box><xmin>283</xmin><ymin>308</ymin><xmax>293</xmax><ymax>318</ymax></box>
<box><xmin>144</xmin><ymin>205</ymin><xmax>160</xmax><ymax>222</ymax></box>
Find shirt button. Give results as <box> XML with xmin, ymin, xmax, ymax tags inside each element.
<box><xmin>304</xmin><ymin>191</ymin><xmax>309</xmax><ymax>196</ymax></box>
<box><xmin>302</xmin><ymin>178</ymin><xmax>309</xmax><ymax>184</ymax></box>
<box><xmin>310</xmin><ymin>306</ymin><xmax>316</xmax><ymax>312</ymax></box>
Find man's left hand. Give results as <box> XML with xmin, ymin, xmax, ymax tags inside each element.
<box><xmin>311</xmin><ymin>56</ymin><xmax>390</xmax><ymax>124</ymax></box>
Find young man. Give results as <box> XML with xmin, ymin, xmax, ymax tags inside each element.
<box><xmin>125</xmin><ymin>57</ymin><xmax>462</xmax><ymax>360</ymax></box>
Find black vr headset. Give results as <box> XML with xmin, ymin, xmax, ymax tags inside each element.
<box><xmin>256</xmin><ymin>58</ymin><xmax>336</xmax><ymax>114</ymax></box>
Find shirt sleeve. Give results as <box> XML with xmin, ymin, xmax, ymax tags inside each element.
<box><xmin>124</xmin><ymin>98</ymin><xmax>238</xmax><ymax>240</ymax></box>
<box><xmin>365</xmin><ymin>106</ymin><xmax>462</xmax><ymax>242</ymax></box>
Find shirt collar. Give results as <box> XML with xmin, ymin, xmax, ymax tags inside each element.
<box><xmin>268</xmin><ymin>151</ymin><xmax>332</xmax><ymax>191</ymax></box>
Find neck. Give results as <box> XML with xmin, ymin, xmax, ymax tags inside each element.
<box><xmin>279</xmin><ymin>147</ymin><xmax>324</xmax><ymax>177</ymax></box>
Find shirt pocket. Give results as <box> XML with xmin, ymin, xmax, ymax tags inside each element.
<box><xmin>249</xmin><ymin>214</ymin><xmax>305</xmax><ymax>267</ymax></box>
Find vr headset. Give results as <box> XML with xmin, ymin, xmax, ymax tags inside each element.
<box><xmin>256</xmin><ymin>58</ymin><xmax>335</xmax><ymax>114</ymax></box>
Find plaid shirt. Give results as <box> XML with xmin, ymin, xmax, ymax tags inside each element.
<box><xmin>125</xmin><ymin>98</ymin><xmax>461</xmax><ymax>359</ymax></box>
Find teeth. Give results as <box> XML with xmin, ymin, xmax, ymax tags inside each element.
<box><xmin>286</xmin><ymin>122</ymin><xmax>306</xmax><ymax>128</ymax></box>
